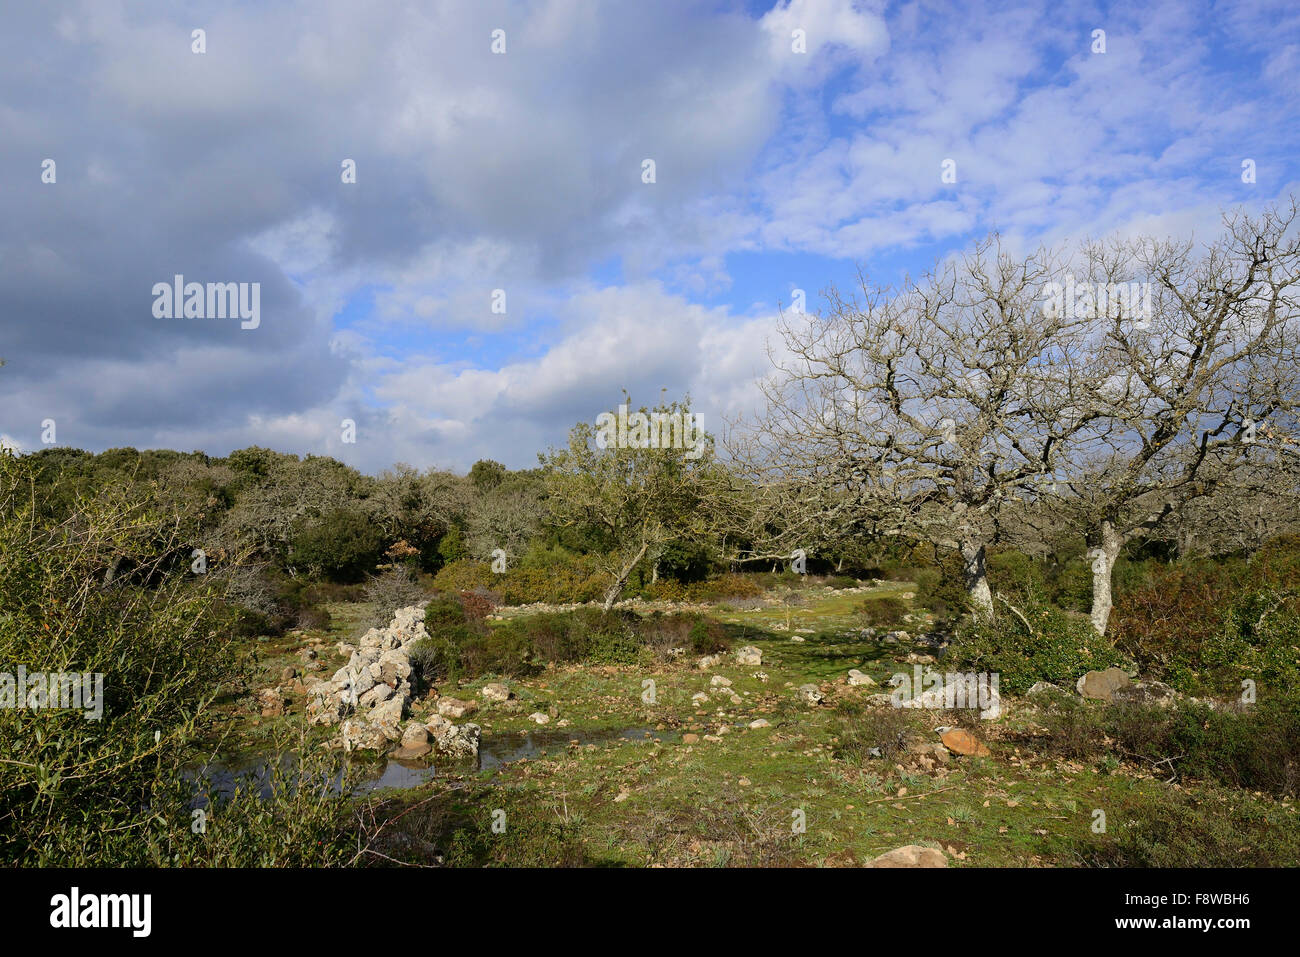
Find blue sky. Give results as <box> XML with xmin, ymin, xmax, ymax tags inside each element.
<box><xmin>1</xmin><ymin>0</ymin><xmax>1297</xmax><ymax>471</ymax></box>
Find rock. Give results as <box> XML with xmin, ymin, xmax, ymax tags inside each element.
<box><xmin>335</xmin><ymin>642</ymin><xmax>356</xmax><ymax>658</ymax></box>
<box><xmin>437</xmin><ymin>697</ymin><xmax>477</xmax><ymax>718</ymax></box>
<box><xmin>690</xmin><ymin>692</ymin><xmax>710</xmax><ymax>705</ymax></box>
<box><xmin>682</xmin><ymin>733</ymin><xmax>700</xmax><ymax>744</ymax></box>
<box><xmin>1077</xmin><ymin>667</ymin><xmax>1132</xmax><ymax>702</ymax></box>
<box><xmin>357</xmin><ymin>682</ymin><xmax>394</xmax><ymax>708</ymax></box>
<box><xmin>906</xmin><ymin>673</ymin><xmax>1003</xmax><ymax>720</ymax></box>
<box><xmin>847</xmin><ymin>669</ymin><xmax>876</xmax><ymax>687</ymax></box>
<box><xmin>748</xmin><ymin>718</ymin><xmax>770</xmax><ymax>729</ymax></box>
<box><xmin>1112</xmin><ymin>679</ymin><xmax>1178</xmax><ymax>706</ymax></box>
<box><xmin>798</xmin><ymin>684</ymin><xmax>825</xmax><ymax>706</ymax></box>
<box><xmin>374</xmin><ymin>648</ymin><xmax>413</xmax><ymax>687</ymax></box>
<box><xmin>400</xmin><ymin>721</ymin><xmax>429</xmax><ymax>747</ymax></box>
<box><xmin>710</xmin><ymin>675</ymin><xmax>733</xmax><ymax>688</ymax></box>
<box><xmin>528</xmin><ymin>712</ymin><xmax>550</xmax><ymax>725</ymax></box>
<box><xmin>697</xmin><ymin>654</ymin><xmax>723</xmax><ymax>670</ymax></box>
<box><xmin>1026</xmin><ymin>681</ymin><xmax>1060</xmax><ymax>695</ymax></box>
<box><xmin>370</xmin><ymin>696</ymin><xmax>406</xmax><ymax>739</ymax></box>
<box><xmin>882</xmin><ymin>631</ymin><xmax>910</xmax><ymax>644</ymax></box>
<box><xmin>735</xmin><ymin>646</ymin><xmax>763</xmax><ymax>666</ymax></box>
<box><xmin>864</xmin><ymin>845</ymin><xmax>948</xmax><ymax>868</ymax></box>
<box><xmin>392</xmin><ymin>743</ymin><xmax>431</xmax><ymax>760</ymax></box>
<box><xmin>789</xmin><ymin>636</ymin><xmax>805</xmax><ymax>642</ymax></box>
<box><xmin>865</xmin><ymin>693</ymin><xmax>893</xmax><ymax>707</ymax></box>
<box><xmin>256</xmin><ymin>688</ymin><xmax>287</xmax><ymax>717</ymax></box>
<box><xmin>480</xmin><ymin>682</ymin><xmax>512</xmax><ymax>702</ymax></box>
<box><xmin>426</xmin><ymin>719</ymin><xmax>480</xmax><ymax>759</ymax></box>
<box><xmin>280</xmin><ymin>666</ymin><xmax>298</xmax><ymax>682</ymax></box>
<box><xmin>298</xmin><ymin>647</ymin><xmax>318</xmax><ymax>661</ymax></box>
<box><xmin>939</xmin><ymin>728</ymin><xmax>990</xmax><ymax>757</ymax></box>
<box><xmin>341</xmin><ymin>719</ymin><xmax>390</xmax><ymax>752</ymax></box>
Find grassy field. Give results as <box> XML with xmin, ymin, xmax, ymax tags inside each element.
<box><xmin>212</xmin><ymin>581</ymin><xmax>1300</xmax><ymax>867</ymax></box>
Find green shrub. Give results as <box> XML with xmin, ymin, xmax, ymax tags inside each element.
<box><xmin>0</xmin><ymin>453</ymin><xmax>354</xmax><ymax>865</ymax></box>
<box><xmin>947</xmin><ymin>594</ymin><xmax>1125</xmax><ymax>694</ymax></box>
<box><xmin>686</xmin><ymin>616</ymin><xmax>729</xmax><ymax>655</ymax></box>
<box><xmin>289</xmin><ymin>506</ymin><xmax>384</xmax><ymax>582</ymax></box>
<box><xmin>857</xmin><ymin>596</ymin><xmax>909</xmax><ymax>628</ymax></box>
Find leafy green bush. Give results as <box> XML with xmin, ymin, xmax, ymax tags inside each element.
<box><xmin>857</xmin><ymin>596</ymin><xmax>909</xmax><ymax>628</ymax></box>
<box><xmin>947</xmin><ymin>594</ymin><xmax>1125</xmax><ymax>694</ymax></box>
<box><xmin>290</xmin><ymin>506</ymin><xmax>384</xmax><ymax>582</ymax></box>
<box><xmin>686</xmin><ymin>616</ymin><xmax>729</xmax><ymax>655</ymax></box>
<box><xmin>0</xmin><ymin>453</ymin><xmax>354</xmax><ymax>865</ymax></box>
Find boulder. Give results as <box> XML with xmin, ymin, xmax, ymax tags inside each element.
<box><xmin>710</xmin><ymin>675</ymin><xmax>733</xmax><ymax>688</ymax></box>
<box><xmin>357</xmin><ymin>682</ymin><xmax>394</xmax><ymax>708</ymax></box>
<box><xmin>341</xmin><ymin>719</ymin><xmax>391</xmax><ymax>753</ymax></box>
<box><xmin>424</xmin><ymin>716</ymin><xmax>480</xmax><ymax>759</ymax></box>
<box><xmin>528</xmin><ymin>712</ymin><xmax>550</xmax><ymax>725</ymax></box>
<box><xmin>847</xmin><ymin>669</ymin><xmax>876</xmax><ymax>687</ymax></box>
<box><xmin>864</xmin><ymin>845</ymin><xmax>948</xmax><ymax>868</ymax></box>
<box><xmin>735</xmin><ymin>646</ymin><xmax>763</xmax><ymax>666</ymax></box>
<box><xmin>480</xmin><ymin>682</ymin><xmax>512</xmax><ymax>702</ymax></box>
<box><xmin>798</xmin><ymin>684</ymin><xmax>825</xmax><ymax>706</ymax></box>
<box><xmin>437</xmin><ymin>697</ymin><xmax>477</xmax><ymax>718</ymax></box>
<box><xmin>256</xmin><ymin>688</ymin><xmax>287</xmax><ymax>717</ymax></box>
<box><xmin>1113</xmin><ymin>680</ymin><xmax>1178</xmax><ymax>706</ymax></box>
<box><xmin>939</xmin><ymin>728</ymin><xmax>990</xmax><ymax>757</ymax></box>
<box><xmin>400</xmin><ymin>721</ymin><xmax>429</xmax><ymax>747</ymax></box>
<box><xmin>1077</xmin><ymin>667</ymin><xmax>1132</xmax><ymax>702</ymax></box>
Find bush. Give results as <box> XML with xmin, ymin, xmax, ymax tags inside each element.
<box><xmin>832</xmin><ymin>703</ymin><xmax>911</xmax><ymax>764</ymax></box>
<box><xmin>362</xmin><ymin>566</ymin><xmax>428</xmax><ymax>627</ymax></box>
<box><xmin>290</xmin><ymin>507</ymin><xmax>384</xmax><ymax>582</ymax></box>
<box><xmin>686</xmin><ymin>616</ymin><xmax>729</xmax><ymax>655</ymax></box>
<box><xmin>0</xmin><ymin>454</ymin><xmax>354</xmax><ymax>865</ymax></box>
<box><xmin>947</xmin><ymin>593</ymin><xmax>1125</xmax><ymax>695</ymax></box>
<box><xmin>1032</xmin><ymin>695</ymin><xmax>1299</xmax><ymax>798</ymax></box>
<box><xmin>857</xmin><ymin>596</ymin><xmax>909</xmax><ymax>628</ymax></box>
<box><xmin>1114</xmin><ymin>551</ymin><xmax>1300</xmax><ymax>695</ymax></box>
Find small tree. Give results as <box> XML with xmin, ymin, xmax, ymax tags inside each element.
<box><xmin>542</xmin><ymin>397</ymin><xmax>714</xmax><ymax>610</ymax></box>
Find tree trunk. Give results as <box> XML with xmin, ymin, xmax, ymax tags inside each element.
<box><xmin>603</xmin><ymin>541</ymin><xmax>650</xmax><ymax>612</ymax></box>
<box><xmin>1088</xmin><ymin>519</ymin><xmax>1124</xmax><ymax>636</ymax></box>
<box><xmin>960</xmin><ymin>540</ymin><xmax>994</xmax><ymax>619</ymax></box>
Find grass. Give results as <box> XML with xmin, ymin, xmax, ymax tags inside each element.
<box><xmin>217</xmin><ymin>576</ymin><xmax>1300</xmax><ymax>867</ymax></box>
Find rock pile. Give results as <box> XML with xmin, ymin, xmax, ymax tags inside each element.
<box><xmin>306</xmin><ymin>604</ymin><xmax>480</xmax><ymax>758</ymax></box>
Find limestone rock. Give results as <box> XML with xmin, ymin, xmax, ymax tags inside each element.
<box><xmin>1077</xmin><ymin>667</ymin><xmax>1132</xmax><ymax>702</ymax></box>
<box><xmin>864</xmin><ymin>845</ymin><xmax>948</xmax><ymax>868</ymax></box>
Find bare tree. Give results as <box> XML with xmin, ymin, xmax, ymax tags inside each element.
<box><xmin>739</xmin><ymin>236</ymin><xmax>1101</xmax><ymax>617</ymax></box>
<box><xmin>1053</xmin><ymin>200</ymin><xmax>1300</xmax><ymax>634</ymax></box>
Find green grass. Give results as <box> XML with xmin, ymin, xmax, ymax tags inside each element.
<box><xmin>218</xmin><ymin>577</ymin><xmax>1300</xmax><ymax>867</ymax></box>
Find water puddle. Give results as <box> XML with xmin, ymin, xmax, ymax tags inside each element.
<box><xmin>189</xmin><ymin>725</ymin><xmax>678</xmax><ymax>803</ymax></box>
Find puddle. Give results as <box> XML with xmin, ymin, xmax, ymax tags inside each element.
<box><xmin>187</xmin><ymin>752</ymin><xmax>436</xmax><ymax>807</ymax></box>
<box><xmin>189</xmin><ymin>726</ymin><xmax>677</xmax><ymax>803</ymax></box>
<box><xmin>478</xmin><ymin>726</ymin><xmax>677</xmax><ymax>770</ymax></box>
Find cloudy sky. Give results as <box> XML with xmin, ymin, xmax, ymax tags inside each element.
<box><xmin>2</xmin><ymin>0</ymin><xmax>1297</xmax><ymax>471</ymax></box>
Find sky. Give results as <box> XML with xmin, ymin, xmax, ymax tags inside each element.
<box><xmin>1</xmin><ymin>0</ymin><xmax>1297</xmax><ymax>472</ymax></box>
